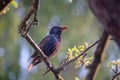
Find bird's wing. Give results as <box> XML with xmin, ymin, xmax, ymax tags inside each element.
<box><xmin>27</xmin><ymin>35</ymin><xmax>50</xmax><ymax>61</ymax></box>
<box><xmin>39</xmin><ymin>34</ymin><xmax>60</xmax><ymax>57</ymax></box>
<box><xmin>28</xmin><ymin>35</ymin><xmax>60</xmax><ymax>71</ymax></box>
<box><xmin>38</xmin><ymin>35</ymin><xmax>51</xmax><ymax>48</ymax></box>
<box><xmin>48</xmin><ymin>40</ymin><xmax>60</xmax><ymax>58</ymax></box>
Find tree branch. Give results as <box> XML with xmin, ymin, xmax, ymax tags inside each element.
<box><xmin>18</xmin><ymin>0</ymin><xmax>63</xmax><ymax>80</ymax></box>
<box><xmin>86</xmin><ymin>31</ymin><xmax>110</xmax><ymax>80</ymax></box>
<box><xmin>22</xmin><ymin>34</ymin><xmax>63</xmax><ymax>80</ymax></box>
<box><xmin>18</xmin><ymin>0</ymin><xmax>39</xmax><ymax>33</ymax></box>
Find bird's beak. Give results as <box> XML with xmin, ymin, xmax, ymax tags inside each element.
<box><xmin>60</xmin><ymin>26</ymin><xmax>68</xmax><ymax>31</ymax></box>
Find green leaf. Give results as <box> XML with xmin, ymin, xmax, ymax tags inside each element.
<box><xmin>72</xmin><ymin>46</ymin><xmax>80</xmax><ymax>54</ymax></box>
<box><xmin>68</xmin><ymin>48</ymin><xmax>72</xmax><ymax>54</ymax></box>
<box><xmin>78</xmin><ymin>45</ymin><xmax>85</xmax><ymax>51</ymax></box>
<box><xmin>109</xmin><ymin>62</ymin><xmax>113</xmax><ymax>68</ymax></box>
<box><xmin>69</xmin><ymin>0</ymin><xmax>73</xmax><ymax>3</ymax></box>
<box><xmin>84</xmin><ymin>61</ymin><xmax>91</xmax><ymax>67</ymax></box>
<box><xmin>84</xmin><ymin>57</ymin><xmax>93</xmax><ymax>62</ymax></box>
<box><xmin>75</xmin><ymin>60</ymin><xmax>80</xmax><ymax>68</ymax></box>
<box><xmin>11</xmin><ymin>0</ymin><xmax>18</xmax><ymax>8</ymax></box>
<box><xmin>75</xmin><ymin>77</ymin><xmax>80</xmax><ymax>80</ymax></box>
<box><xmin>83</xmin><ymin>42</ymin><xmax>88</xmax><ymax>49</ymax></box>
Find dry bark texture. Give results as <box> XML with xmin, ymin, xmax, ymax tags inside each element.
<box><xmin>89</xmin><ymin>0</ymin><xmax>120</xmax><ymax>47</ymax></box>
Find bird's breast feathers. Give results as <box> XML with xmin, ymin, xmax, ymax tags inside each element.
<box><xmin>49</xmin><ymin>41</ymin><xmax>61</xmax><ymax>58</ymax></box>
<box><xmin>38</xmin><ymin>34</ymin><xmax>61</xmax><ymax>57</ymax></box>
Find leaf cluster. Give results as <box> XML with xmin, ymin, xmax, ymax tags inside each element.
<box><xmin>65</xmin><ymin>42</ymin><xmax>93</xmax><ymax>68</ymax></box>
<box><xmin>109</xmin><ymin>59</ymin><xmax>120</xmax><ymax>80</ymax></box>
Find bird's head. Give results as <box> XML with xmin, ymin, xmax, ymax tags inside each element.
<box><xmin>49</xmin><ymin>26</ymin><xmax>68</xmax><ymax>36</ymax></box>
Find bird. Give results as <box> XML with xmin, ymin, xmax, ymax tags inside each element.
<box><xmin>28</xmin><ymin>26</ymin><xmax>67</xmax><ymax>71</ymax></box>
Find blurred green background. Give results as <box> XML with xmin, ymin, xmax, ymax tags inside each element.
<box><xmin>0</xmin><ymin>0</ymin><xmax>119</xmax><ymax>80</ymax></box>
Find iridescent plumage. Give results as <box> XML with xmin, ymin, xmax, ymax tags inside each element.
<box><xmin>28</xmin><ymin>26</ymin><xmax>67</xmax><ymax>71</ymax></box>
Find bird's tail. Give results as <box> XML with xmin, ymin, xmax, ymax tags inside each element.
<box><xmin>27</xmin><ymin>53</ymin><xmax>42</xmax><ymax>71</ymax></box>
<box><xmin>27</xmin><ymin>53</ymin><xmax>36</xmax><ymax>62</ymax></box>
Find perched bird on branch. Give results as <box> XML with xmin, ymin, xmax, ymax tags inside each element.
<box><xmin>28</xmin><ymin>26</ymin><xmax>67</xmax><ymax>71</ymax></box>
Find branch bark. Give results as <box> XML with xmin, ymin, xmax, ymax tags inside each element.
<box><xmin>86</xmin><ymin>31</ymin><xmax>110</xmax><ymax>80</ymax></box>
<box><xmin>88</xmin><ymin>0</ymin><xmax>120</xmax><ymax>47</ymax></box>
<box><xmin>18</xmin><ymin>0</ymin><xmax>63</xmax><ymax>80</ymax></box>
<box><xmin>19</xmin><ymin>0</ymin><xmax>39</xmax><ymax>32</ymax></box>
<box><xmin>88</xmin><ymin>0</ymin><xmax>120</xmax><ymax>79</ymax></box>
<box><xmin>23</xmin><ymin>34</ymin><xmax>63</xmax><ymax>80</ymax></box>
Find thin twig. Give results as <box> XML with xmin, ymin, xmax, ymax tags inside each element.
<box><xmin>112</xmin><ymin>68</ymin><xmax>117</xmax><ymax>74</ymax></box>
<box><xmin>43</xmin><ymin>69</ymin><xmax>51</xmax><ymax>76</ymax></box>
<box><xmin>111</xmin><ymin>64</ymin><xmax>120</xmax><ymax>80</ymax></box>
<box><xmin>115</xmin><ymin>64</ymin><xmax>118</xmax><ymax>74</ymax></box>
<box><xmin>112</xmin><ymin>72</ymin><xmax>120</xmax><ymax>80</ymax></box>
<box><xmin>18</xmin><ymin>0</ymin><xmax>39</xmax><ymax>34</ymax></box>
<box><xmin>58</xmin><ymin>39</ymin><xmax>100</xmax><ymax>71</ymax></box>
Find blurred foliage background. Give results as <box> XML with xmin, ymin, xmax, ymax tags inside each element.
<box><xmin>0</xmin><ymin>0</ymin><xmax>120</xmax><ymax>80</ymax></box>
